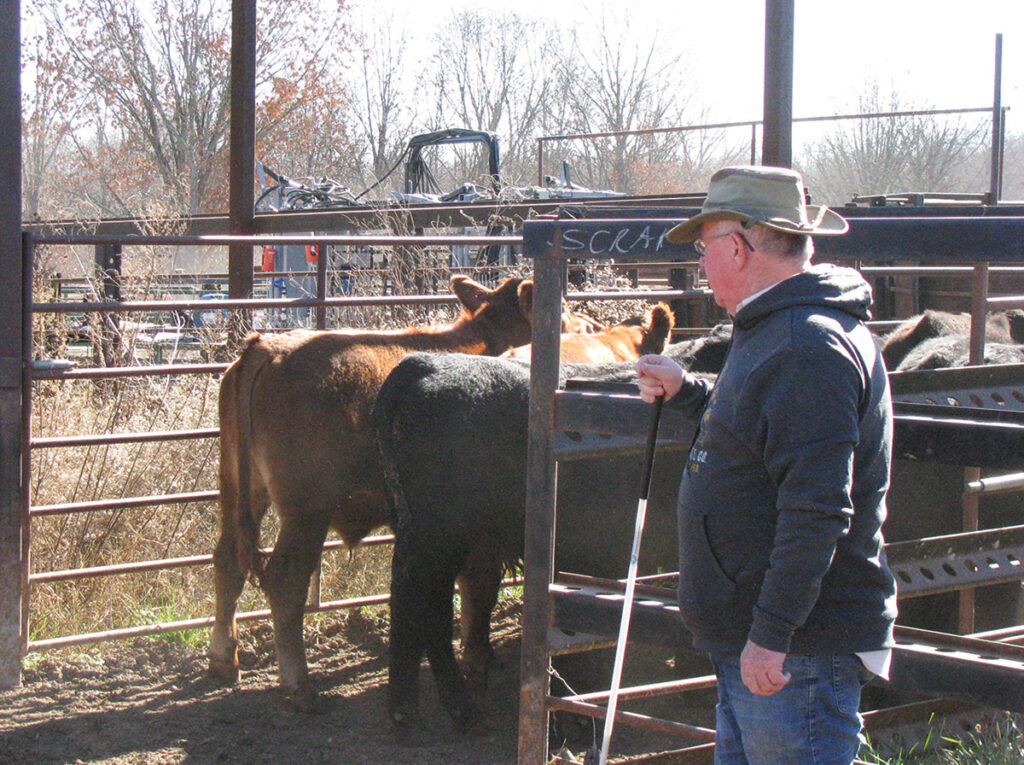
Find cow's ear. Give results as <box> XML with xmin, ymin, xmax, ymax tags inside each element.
<box><xmin>517</xmin><ymin>280</ymin><xmax>534</xmax><ymax>318</ymax></box>
<box><xmin>452</xmin><ymin>275</ymin><xmax>488</xmax><ymax>312</ymax></box>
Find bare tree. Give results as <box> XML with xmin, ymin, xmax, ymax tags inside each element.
<box><xmin>20</xmin><ymin>21</ymin><xmax>80</xmax><ymax>220</ymax></box>
<box><xmin>800</xmin><ymin>84</ymin><xmax>990</xmax><ymax>205</ymax></box>
<box><xmin>347</xmin><ymin>13</ymin><xmax>417</xmax><ymax>192</ymax></box>
<box><xmin>423</xmin><ymin>9</ymin><xmax>557</xmax><ymax>189</ymax></box>
<box><xmin>29</xmin><ymin>0</ymin><xmax>355</xmax><ymax>217</ymax></box>
<box><xmin>546</xmin><ymin>9</ymin><xmax>694</xmax><ymax>194</ymax></box>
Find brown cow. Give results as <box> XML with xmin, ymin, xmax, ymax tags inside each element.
<box><xmin>208</xmin><ymin>275</ymin><xmax>584</xmax><ymax>710</ymax></box>
<box><xmin>503</xmin><ymin>302</ymin><xmax>675</xmax><ymax>363</ymax></box>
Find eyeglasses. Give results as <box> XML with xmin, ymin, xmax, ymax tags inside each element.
<box><xmin>693</xmin><ymin>230</ymin><xmax>755</xmax><ymax>256</ymax></box>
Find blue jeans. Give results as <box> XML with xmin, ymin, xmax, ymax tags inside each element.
<box><xmin>710</xmin><ymin>652</ymin><xmax>872</xmax><ymax>765</ymax></box>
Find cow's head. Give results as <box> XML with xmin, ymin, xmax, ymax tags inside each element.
<box><xmin>513</xmin><ymin>280</ymin><xmax>606</xmax><ymax>334</ymax></box>
<box><xmin>450</xmin><ymin>275</ymin><xmax>602</xmax><ymax>355</ymax></box>
<box><xmin>451</xmin><ymin>275</ymin><xmax>535</xmax><ymax>353</ymax></box>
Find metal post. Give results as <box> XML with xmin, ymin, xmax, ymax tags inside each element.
<box><xmin>517</xmin><ymin>232</ymin><xmax>564</xmax><ymax>765</ymax></box>
<box><xmin>316</xmin><ymin>242</ymin><xmax>327</xmax><ymax>330</ymax></box>
<box><xmin>762</xmin><ymin>0</ymin><xmax>794</xmax><ymax>167</ymax></box>
<box><xmin>989</xmin><ymin>34</ymin><xmax>1003</xmax><ymax>204</ymax></box>
<box><xmin>227</xmin><ymin>0</ymin><xmax>256</xmax><ymax>341</ymax></box>
<box><xmin>537</xmin><ymin>138</ymin><xmax>544</xmax><ymax>187</ymax></box>
<box><xmin>0</xmin><ymin>0</ymin><xmax>24</xmax><ymax>689</ymax></box>
<box><xmin>959</xmin><ymin>263</ymin><xmax>991</xmax><ymax>633</ymax></box>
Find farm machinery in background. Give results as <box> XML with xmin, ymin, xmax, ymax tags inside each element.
<box><xmin>254</xmin><ymin>128</ymin><xmax>625</xmax><ymax>313</ymax></box>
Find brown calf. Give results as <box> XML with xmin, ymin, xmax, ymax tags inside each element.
<box><xmin>209</xmin><ymin>275</ymin><xmax>574</xmax><ymax>710</ymax></box>
<box><xmin>504</xmin><ymin>302</ymin><xmax>675</xmax><ymax>363</ymax></box>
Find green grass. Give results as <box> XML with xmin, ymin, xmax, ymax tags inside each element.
<box><xmin>863</xmin><ymin>713</ymin><xmax>1024</xmax><ymax>764</ymax></box>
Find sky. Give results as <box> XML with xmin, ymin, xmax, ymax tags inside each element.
<box><xmin>349</xmin><ymin>0</ymin><xmax>1023</xmax><ymax>129</ymax></box>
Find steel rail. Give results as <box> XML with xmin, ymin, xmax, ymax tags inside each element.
<box><xmin>33</xmin><ymin>233</ymin><xmax>523</xmax><ymax>247</ymax></box>
<box><xmin>26</xmin><ymin>573</ymin><xmax>522</xmax><ymax>652</ymax></box>
<box><xmin>32</xmin><ymin>363</ymin><xmax>230</xmax><ymax>380</ymax></box>
<box><xmin>31</xmin><ymin>428</ymin><xmax>219</xmax><ymax>449</ymax></box>
<box><xmin>28</xmin><ymin>534</ymin><xmax>397</xmax><ymax>584</ymax></box>
<box><xmin>566</xmin><ymin>675</ymin><xmax>717</xmax><ymax>705</ymax></box>
<box><xmin>34</xmin><ymin>288</ymin><xmax>700</xmax><ymax>315</ymax></box>
<box><xmin>543</xmin><ymin>695</ymin><xmax>716</xmax><ymax>742</ymax></box>
<box><xmin>31</xmin><ymin>490</ymin><xmax>220</xmax><ymax>517</ymax></box>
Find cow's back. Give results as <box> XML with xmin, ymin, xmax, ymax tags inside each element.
<box><xmin>232</xmin><ymin>330</ymin><xmax>429</xmax><ymax>544</ymax></box>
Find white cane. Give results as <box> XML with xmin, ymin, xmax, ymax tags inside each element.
<box><xmin>588</xmin><ymin>394</ymin><xmax>663</xmax><ymax>765</ymax></box>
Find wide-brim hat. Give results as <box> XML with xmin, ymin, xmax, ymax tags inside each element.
<box><xmin>666</xmin><ymin>166</ymin><xmax>849</xmax><ymax>243</ymax></box>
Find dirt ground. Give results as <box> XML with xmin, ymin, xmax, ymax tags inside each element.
<box><xmin>0</xmin><ymin>600</ymin><xmax>700</xmax><ymax>765</ymax></box>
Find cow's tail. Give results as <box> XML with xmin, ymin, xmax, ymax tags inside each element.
<box><xmin>639</xmin><ymin>302</ymin><xmax>675</xmax><ymax>356</ymax></box>
<box><xmin>372</xmin><ymin>354</ymin><xmax>428</xmax><ymax>536</ymax></box>
<box><xmin>226</xmin><ymin>332</ymin><xmax>275</xmax><ymax>588</ymax></box>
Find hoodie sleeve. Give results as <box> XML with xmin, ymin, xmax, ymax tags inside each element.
<box><xmin>665</xmin><ymin>373</ymin><xmax>716</xmax><ymax>418</ymax></box>
<box><xmin>746</xmin><ymin>338</ymin><xmax>863</xmax><ymax>652</ymax></box>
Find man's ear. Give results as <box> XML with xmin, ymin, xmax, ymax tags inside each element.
<box><xmin>732</xmin><ymin>234</ymin><xmax>752</xmax><ymax>269</ymax></box>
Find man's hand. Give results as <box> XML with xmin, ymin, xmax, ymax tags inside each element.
<box><xmin>636</xmin><ymin>354</ymin><xmax>685</xmax><ymax>403</ymax></box>
<box><xmin>740</xmin><ymin>639</ymin><xmax>791</xmax><ymax>696</ymax></box>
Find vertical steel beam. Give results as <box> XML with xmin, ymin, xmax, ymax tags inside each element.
<box><xmin>228</xmin><ymin>1</ymin><xmax>256</xmax><ymax>327</ymax></box>
<box><xmin>989</xmin><ymin>34</ymin><xmax>1003</xmax><ymax>203</ymax></box>
<box><xmin>517</xmin><ymin>232</ymin><xmax>564</xmax><ymax>765</ymax></box>
<box><xmin>762</xmin><ymin>0</ymin><xmax>794</xmax><ymax>168</ymax></box>
<box><xmin>959</xmin><ymin>263</ymin><xmax>991</xmax><ymax>633</ymax></box>
<box><xmin>0</xmin><ymin>0</ymin><xmax>25</xmax><ymax>689</ymax></box>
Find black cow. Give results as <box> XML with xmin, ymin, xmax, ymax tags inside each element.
<box><xmin>373</xmin><ymin>331</ymin><xmax>728</xmax><ymax>728</ymax></box>
<box><xmin>881</xmin><ymin>309</ymin><xmax>1024</xmax><ymax>369</ymax></box>
<box><xmin>895</xmin><ymin>334</ymin><xmax>1024</xmax><ymax>371</ymax></box>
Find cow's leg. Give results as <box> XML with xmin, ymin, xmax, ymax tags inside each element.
<box><xmin>456</xmin><ymin>544</ymin><xmax>503</xmax><ymax>697</ymax></box>
<box><xmin>262</xmin><ymin>509</ymin><xmax>330</xmax><ymax>712</ymax></box>
<box><xmin>209</xmin><ymin>475</ymin><xmax>268</xmax><ymax>683</ymax></box>
<box><xmin>388</xmin><ymin>536</ymin><xmax>428</xmax><ymax>729</ymax></box>
<box><xmin>423</xmin><ymin>565</ymin><xmax>472</xmax><ymax>729</ymax></box>
<box><xmin>209</xmin><ymin>510</ymin><xmax>245</xmax><ymax>684</ymax></box>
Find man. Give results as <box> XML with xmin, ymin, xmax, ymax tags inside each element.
<box><xmin>637</xmin><ymin>166</ymin><xmax>897</xmax><ymax>764</ymax></box>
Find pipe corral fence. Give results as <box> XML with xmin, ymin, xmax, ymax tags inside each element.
<box><xmin>13</xmin><ymin>227</ymin><xmax>723</xmax><ymax>661</ymax></box>
<box><xmin>516</xmin><ymin>207</ymin><xmax>1024</xmax><ymax>763</ymax></box>
<box><xmin>5</xmin><ymin>204</ymin><xmax>1024</xmax><ymax>765</ymax></box>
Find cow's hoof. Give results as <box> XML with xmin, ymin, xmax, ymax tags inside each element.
<box><xmin>283</xmin><ymin>686</ymin><xmax>324</xmax><ymax>714</ymax></box>
<box><xmin>207</xmin><ymin>657</ymin><xmax>239</xmax><ymax>685</ymax></box>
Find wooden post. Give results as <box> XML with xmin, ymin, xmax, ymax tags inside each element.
<box><xmin>0</xmin><ymin>0</ymin><xmax>25</xmax><ymax>689</ymax></box>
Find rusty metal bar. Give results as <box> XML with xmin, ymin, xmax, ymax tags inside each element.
<box><xmin>960</xmin><ymin>264</ymin><xmax>992</xmax><ymax>632</ymax></box>
<box><xmin>762</xmin><ymin>0</ymin><xmax>794</xmax><ymax>167</ymax></box>
<box><xmin>26</xmin><ymin>593</ymin><xmax>391</xmax><ymax>653</ymax></box>
<box><xmin>29</xmin><ymin>534</ymin><xmax>396</xmax><ymax>584</ymax></box>
<box><xmin>544</xmin><ymin>695</ymin><xmax>716</xmax><ymax>742</ymax></box>
<box><xmin>315</xmin><ymin>239</ymin><xmax>328</xmax><ymax>330</ymax></box>
<box><xmin>0</xmin><ymin>0</ymin><xmax>24</xmax><ymax>689</ymax></box>
<box><xmin>32</xmin><ymin>363</ymin><xmax>229</xmax><ymax>381</ymax></box>
<box><xmin>535</xmin><ymin>107</ymin><xmax>993</xmax><ymax>147</ymax></box>
<box><xmin>518</xmin><ymin>240</ymin><xmax>565</xmax><ymax>765</ymax></box>
<box><xmin>568</xmin><ymin>675</ymin><xmax>717</xmax><ymax>705</ymax></box>
<box><xmin>990</xmin><ymin>34</ymin><xmax>1003</xmax><ymax>203</ymax></box>
<box><xmin>27</xmin><ymin>571</ymin><xmax>523</xmax><ymax>652</ymax></box>
<box><xmin>31</xmin><ymin>490</ymin><xmax>220</xmax><ymax>517</ymax></box>
<box><xmin>33</xmin><ymin>287</ymin><xmax>694</xmax><ymax>315</ymax></box>
<box><xmin>31</xmin><ymin>428</ymin><xmax>219</xmax><ymax>449</ymax></box>
<box><xmin>35</xmin><ymin>233</ymin><xmax>521</xmax><ymax>247</ymax></box>
<box><xmin>227</xmin><ymin>0</ymin><xmax>256</xmax><ymax>312</ymax></box>
<box><xmin>19</xmin><ymin>232</ymin><xmax>32</xmax><ymax>675</ymax></box>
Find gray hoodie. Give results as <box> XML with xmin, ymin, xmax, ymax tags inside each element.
<box><xmin>672</xmin><ymin>263</ymin><xmax>898</xmax><ymax>655</ymax></box>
